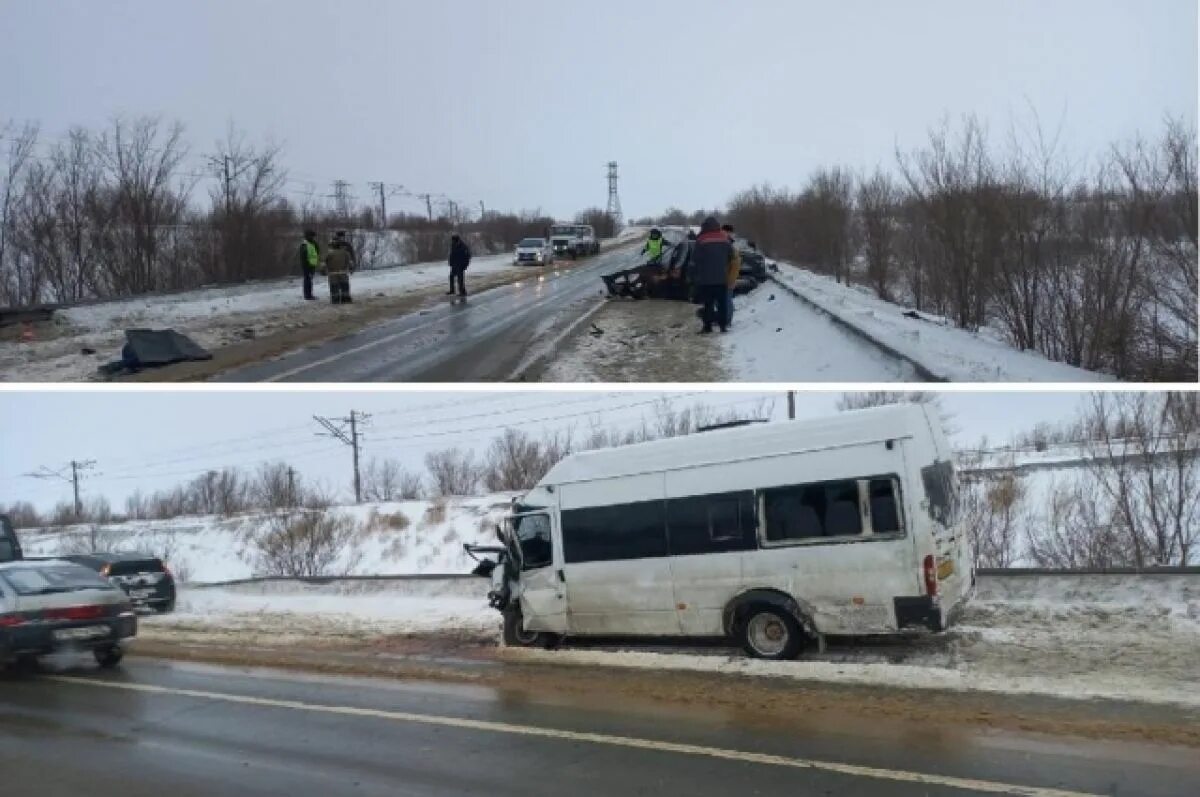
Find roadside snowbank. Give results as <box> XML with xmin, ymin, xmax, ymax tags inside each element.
<box><xmin>142</xmin><ymin>586</ymin><xmax>495</xmax><ymax>640</ymax></box>
<box><xmin>18</xmin><ymin>496</ymin><xmax>515</xmax><ymax>582</ymax></box>
<box><xmin>771</xmin><ymin>263</ymin><xmax>1113</xmax><ymax>382</ymax></box>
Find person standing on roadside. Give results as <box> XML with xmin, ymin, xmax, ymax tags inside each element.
<box><xmin>299</xmin><ymin>229</ymin><xmax>320</xmax><ymax>300</ymax></box>
<box><xmin>722</xmin><ymin>224</ymin><xmax>741</xmax><ymax>327</ymax></box>
<box><xmin>324</xmin><ymin>230</ymin><xmax>357</xmax><ymax>304</ymax></box>
<box><xmin>691</xmin><ymin>217</ymin><xmax>736</xmax><ymax>333</ymax></box>
<box><xmin>448</xmin><ymin>233</ymin><xmax>472</xmax><ymax>298</ymax></box>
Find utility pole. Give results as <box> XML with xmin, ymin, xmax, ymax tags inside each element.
<box><xmin>369</xmin><ymin>182</ymin><xmax>387</xmax><ymax>229</ymax></box>
<box><xmin>479</xmin><ymin>200</ymin><xmax>486</xmax><ymax>220</ymax></box>
<box><xmin>24</xmin><ymin>460</ymin><xmax>96</xmax><ymax>519</ymax></box>
<box><xmin>286</xmin><ymin>466</ymin><xmax>297</xmax><ymax>507</ymax></box>
<box><xmin>331</xmin><ymin>180</ymin><xmax>353</xmax><ymax>222</ymax></box>
<box><xmin>606</xmin><ymin>161</ymin><xmax>623</xmax><ymax>232</ymax></box>
<box><xmin>787</xmin><ymin>391</ymin><xmax>796</xmax><ymax>420</ymax></box>
<box><xmin>313</xmin><ymin>411</ymin><xmax>371</xmax><ymax>503</ymax></box>
<box><xmin>417</xmin><ymin>193</ymin><xmax>434</xmax><ymax>222</ymax></box>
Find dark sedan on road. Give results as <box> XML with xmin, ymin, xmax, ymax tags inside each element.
<box><xmin>0</xmin><ymin>559</ymin><xmax>136</xmax><ymax>668</ymax></box>
<box><xmin>64</xmin><ymin>552</ymin><xmax>176</xmax><ymax>613</ymax></box>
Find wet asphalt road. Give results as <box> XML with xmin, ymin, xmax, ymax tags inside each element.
<box><xmin>214</xmin><ymin>247</ymin><xmax>632</xmax><ymax>383</ymax></box>
<box><xmin>2</xmin><ymin>658</ymin><xmax>1196</xmax><ymax>796</ymax></box>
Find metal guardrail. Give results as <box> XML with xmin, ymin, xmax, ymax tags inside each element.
<box><xmin>188</xmin><ymin>567</ymin><xmax>1200</xmax><ymax>588</ymax></box>
<box><xmin>976</xmin><ymin>566</ymin><xmax>1200</xmax><ymax>576</ymax></box>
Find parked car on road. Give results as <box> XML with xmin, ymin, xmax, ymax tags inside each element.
<box><xmin>513</xmin><ymin>237</ymin><xmax>554</xmax><ymax>266</ymax></box>
<box><xmin>0</xmin><ymin>559</ymin><xmax>136</xmax><ymax>669</ymax></box>
<box><xmin>64</xmin><ymin>552</ymin><xmax>176</xmax><ymax>613</ymax></box>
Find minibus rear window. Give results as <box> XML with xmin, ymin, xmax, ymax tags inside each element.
<box><xmin>921</xmin><ymin>461</ymin><xmax>957</xmax><ymax>525</ymax></box>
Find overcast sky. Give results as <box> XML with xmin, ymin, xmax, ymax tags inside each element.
<box><xmin>0</xmin><ymin>389</ymin><xmax>1090</xmax><ymax>512</ymax></box>
<box><xmin>2</xmin><ymin>0</ymin><xmax>1194</xmax><ymax>219</ymax></box>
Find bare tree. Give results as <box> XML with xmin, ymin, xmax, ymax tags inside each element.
<box><xmin>857</xmin><ymin>169</ymin><xmax>899</xmax><ymax>300</ymax></box>
<box><xmin>1027</xmin><ymin>477</ymin><xmax>1133</xmax><ymax>569</ymax></box>
<box><xmin>424</xmin><ymin>447</ymin><xmax>481</xmax><ymax>497</ymax></box>
<box><xmin>0</xmin><ymin>121</ymin><xmax>39</xmax><ymax>304</ymax></box>
<box><xmin>254</xmin><ymin>461</ymin><xmax>300</xmax><ymax>510</ymax></box>
<box><xmin>363</xmin><ymin>458</ymin><xmax>424</xmax><ymax>501</ymax></box>
<box><xmin>1083</xmin><ymin>392</ymin><xmax>1200</xmax><ymax>566</ymax></box>
<box><xmin>250</xmin><ymin>509</ymin><xmax>360</xmax><ymax>577</ymax></box>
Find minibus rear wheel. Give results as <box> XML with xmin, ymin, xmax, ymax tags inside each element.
<box><xmin>740</xmin><ymin>606</ymin><xmax>804</xmax><ymax>660</ymax></box>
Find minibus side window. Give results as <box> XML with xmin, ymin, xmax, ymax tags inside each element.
<box><xmin>513</xmin><ymin>513</ymin><xmax>553</xmax><ymax>571</ymax></box>
<box><xmin>764</xmin><ymin>479</ymin><xmax>863</xmax><ymax>542</ymax></box>
<box><xmin>562</xmin><ymin>500</ymin><xmax>668</xmax><ymax>564</ymax></box>
<box><xmin>868</xmin><ymin>479</ymin><xmax>902</xmax><ymax>533</ymax></box>
<box><xmin>666</xmin><ymin>491</ymin><xmax>756</xmax><ymax>556</ymax></box>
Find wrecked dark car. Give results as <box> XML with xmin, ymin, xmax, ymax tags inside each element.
<box><xmin>602</xmin><ymin>235</ymin><xmax>770</xmax><ymax>302</ymax></box>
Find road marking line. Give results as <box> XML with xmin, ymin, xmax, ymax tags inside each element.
<box><xmin>260</xmin><ymin>261</ymin><xmax>607</xmax><ymax>382</ymax></box>
<box><xmin>47</xmin><ymin>676</ymin><xmax>1099</xmax><ymax>797</ymax></box>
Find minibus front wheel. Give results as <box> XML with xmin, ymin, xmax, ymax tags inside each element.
<box><xmin>740</xmin><ymin>606</ymin><xmax>804</xmax><ymax>660</ymax></box>
<box><xmin>502</xmin><ymin>607</ymin><xmax>560</xmax><ymax>649</ymax></box>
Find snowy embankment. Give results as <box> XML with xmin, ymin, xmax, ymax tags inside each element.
<box><xmin>770</xmin><ymin>263</ymin><xmax>1114</xmax><ymax>382</ymax></box>
<box><xmin>18</xmin><ymin>495</ymin><xmax>515</xmax><ymax>582</ymax></box>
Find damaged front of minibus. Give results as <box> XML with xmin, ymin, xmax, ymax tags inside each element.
<box><xmin>465</xmin><ymin>493</ymin><xmax>564</xmax><ymax>649</ymax></box>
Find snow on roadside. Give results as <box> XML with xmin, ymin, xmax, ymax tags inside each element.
<box><xmin>504</xmin><ymin>581</ymin><xmax>1200</xmax><ymax>708</ymax></box>
<box><xmin>0</xmin><ymin>252</ymin><xmax>514</xmax><ymax>382</ymax></box>
<box><xmin>772</xmin><ymin>263</ymin><xmax>1113</xmax><ymax>382</ymax></box>
<box><xmin>18</xmin><ymin>495</ymin><xmax>516</xmax><ymax>583</ymax></box>
<box><xmin>141</xmin><ymin>586</ymin><xmax>496</xmax><ymax>640</ymax></box>
<box><xmin>720</xmin><ymin>286</ymin><xmax>918</xmax><ymax>381</ymax></box>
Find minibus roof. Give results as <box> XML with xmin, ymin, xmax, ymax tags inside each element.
<box><xmin>540</xmin><ymin>404</ymin><xmax>934</xmax><ymax>487</ymax></box>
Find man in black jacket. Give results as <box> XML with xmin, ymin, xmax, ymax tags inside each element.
<box><xmin>447</xmin><ymin>234</ymin><xmax>471</xmax><ymax>297</ymax></box>
<box><xmin>690</xmin><ymin>217</ymin><xmax>736</xmax><ymax>333</ymax></box>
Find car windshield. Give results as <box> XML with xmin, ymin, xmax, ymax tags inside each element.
<box><xmin>519</xmin><ymin>239</ymin><xmax>544</xmax><ymax>247</ymax></box>
<box><xmin>550</xmin><ymin>226</ymin><xmax>573</xmax><ymax>236</ymax></box>
<box><xmin>1</xmin><ymin>564</ymin><xmax>112</xmax><ymax>596</ymax></box>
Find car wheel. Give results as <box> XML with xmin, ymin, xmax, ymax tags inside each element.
<box><xmin>739</xmin><ymin>605</ymin><xmax>804</xmax><ymax>660</ymax></box>
<box><xmin>502</xmin><ymin>608</ymin><xmax>554</xmax><ymax>649</ymax></box>
<box><xmin>93</xmin><ymin>645</ymin><xmax>124</xmax><ymax>669</ymax></box>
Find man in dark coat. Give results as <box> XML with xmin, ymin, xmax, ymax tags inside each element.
<box><xmin>690</xmin><ymin>217</ymin><xmax>736</xmax><ymax>333</ymax></box>
<box><xmin>299</xmin><ymin>229</ymin><xmax>320</xmax><ymax>300</ymax></box>
<box><xmin>324</xmin><ymin>230</ymin><xmax>357</xmax><ymax>304</ymax></box>
<box><xmin>447</xmin><ymin>233</ymin><xmax>472</xmax><ymax>297</ymax></box>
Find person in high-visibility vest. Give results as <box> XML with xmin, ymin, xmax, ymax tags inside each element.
<box><xmin>298</xmin><ymin>229</ymin><xmax>320</xmax><ymax>300</ymax></box>
<box><xmin>641</xmin><ymin>228</ymin><xmax>666</xmax><ymax>265</ymax></box>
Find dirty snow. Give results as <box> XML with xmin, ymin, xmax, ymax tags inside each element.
<box><xmin>720</xmin><ymin>286</ymin><xmax>919</xmax><ymax>381</ymax></box>
<box><xmin>772</xmin><ymin>263</ymin><xmax>1114</xmax><ymax>382</ymax></box>
<box><xmin>0</xmin><ymin>253</ymin><xmax>518</xmax><ymax>382</ymax></box>
<box><xmin>505</xmin><ymin>573</ymin><xmax>1200</xmax><ymax>708</ymax></box>
<box><xmin>142</xmin><ymin>583</ymin><xmax>495</xmax><ymax>641</ymax></box>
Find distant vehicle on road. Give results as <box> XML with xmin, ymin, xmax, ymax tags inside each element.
<box><xmin>0</xmin><ymin>559</ymin><xmax>136</xmax><ymax>669</ymax></box>
<box><xmin>64</xmin><ymin>552</ymin><xmax>176</xmax><ymax>614</ymax></box>
<box><xmin>0</xmin><ymin>515</ymin><xmax>21</xmax><ymax>563</ymax></box>
<box><xmin>513</xmin><ymin>237</ymin><xmax>555</xmax><ymax>266</ymax></box>
<box><xmin>549</xmin><ymin>224</ymin><xmax>599</xmax><ymax>259</ymax></box>
<box><xmin>467</xmin><ymin>404</ymin><xmax>973</xmax><ymax>660</ymax></box>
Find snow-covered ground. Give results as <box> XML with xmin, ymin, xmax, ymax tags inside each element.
<box><xmin>771</xmin><ymin>263</ymin><xmax>1114</xmax><ymax>382</ymax></box>
<box><xmin>720</xmin><ymin>285</ymin><xmax>918</xmax><ymax>381</ymax></box>
<box><xmin>0</xmin><ymin>253</ymin><xmax>515</xmax><ymax>382</ymax></box>
<box><xmin>19</xmin><ymin>495</ymin><xmax>515</xmax><ymax>582</ymax></box>
<box><xmin>131</xmin><ymin>572</ymin><xmax>1200</xmax><ymax>708</ymax></box>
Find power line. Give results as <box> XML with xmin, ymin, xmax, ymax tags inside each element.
<box><xmin>23</xmin><ymin>460</ymin><xmax>96</xmax><ymax>517</ymax></box>
<box><xmin>314</xmin><ymin>410</ymin><xmax>370</xmax><ymax>504</ymax></box>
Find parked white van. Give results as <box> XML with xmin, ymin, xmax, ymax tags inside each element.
<box><xmin>467</xmin><ymin>404</ymin><xmax>973</xmax><ymax>659</ymax></box>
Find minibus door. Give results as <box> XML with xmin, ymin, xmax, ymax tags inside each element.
<box><xmin>512</xmin><ymin>512</ymin><xmax>567</xmax><ymax>633</ymax></box>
